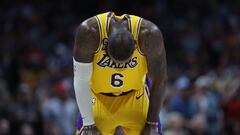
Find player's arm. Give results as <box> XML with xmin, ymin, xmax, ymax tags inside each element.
<box><xmin>73</xmin><ymin>17</ymin><xmax>99</xmax><ymax>127</ymax></box>
<box><xmin>74</xmin><ymin>17</ymin><xmax>99</xmax><ymax>62</ymax></box>
<box><xmin>139</xmin><ymin>19</ymin><xmax>167</xmax><ymax>134</ymax></box>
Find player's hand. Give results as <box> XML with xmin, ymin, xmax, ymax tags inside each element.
<box><xmin>140</xmin><ymin>123</ymin><xmax>159</xmax><ymax>135</ymax></box>
<box><xmin>79</xmin><ymin>125</ymin><xmax>102</xmax><ymax>135</ymax></box>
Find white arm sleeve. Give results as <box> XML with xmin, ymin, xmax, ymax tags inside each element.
<box><xmin>73</xmin><ymin>58</ymin><xmax>94</xmax><ymax>126</ymax></box>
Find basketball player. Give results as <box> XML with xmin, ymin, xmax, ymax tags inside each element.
<box><xmin>73</xmin><ymin>12</ymin><xmax>167</xmax><ymax>135</ymax></box>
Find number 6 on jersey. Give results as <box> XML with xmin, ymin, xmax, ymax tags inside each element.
<box><xmin>111</xmin><ymin>73</ymin><xmax>124</xmax><ymax>87</ymax></box>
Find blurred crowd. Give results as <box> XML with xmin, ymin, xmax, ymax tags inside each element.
<box><xmin>0</xmin><ymin>0</ymin><xmax>239</xmax><ymax>135</ymax></box>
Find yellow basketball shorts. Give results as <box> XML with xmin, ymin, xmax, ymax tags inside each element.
<box><xmin>91</xmin><ymin>85</ymin><xmax>149</xmax><ymax>135</ymax></box>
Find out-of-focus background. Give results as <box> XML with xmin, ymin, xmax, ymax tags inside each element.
<box><xmin>0</xmin><ymin>0</ymin><xmax>239</xmax><ymax>135</ymax></box>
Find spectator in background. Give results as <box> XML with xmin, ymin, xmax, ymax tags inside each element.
<box><xmin>42</xmin><ymin>79</ymin><xmax>77</xmax><ymax>135</ymax></box>
<box><xmin>190</xmin><ymin>76</ymin><xmax>221</xmax><ymax>135</ymax></box>
<box><xmin>0</xmin><ymin>118</ymin><xmax>10</xmax><ymax>135</ymax></box>
<box><xmin>10</xmin><ymin>83</ymin><xmax>39</xmax><ymax>134</ymax></box>
<box><xmin>221</xmin><ymin>68</ymin><xmax>240</xmax><ymax>135</ymax></box>
<box><xmin>20</xmin><ymin>123</ymin><xmax>35</xmax><ymax>135</ymax></box>
<box><xmin>188</xmin><ymin>114</ymin><xmax>207</xmax><ymax>135</ymax></box>
<box><xmin>164</xmin><ymin>112</ymin><xmax>188</xmax><ymax>135</ymax></box>
<box><xmin>169</xmin><ymin>76</ymin><xmax>193</xmax><ymax>119</ymax></box>
<box><xmin>0</xmin><ymin>79</ymin><xmax>12</xmax><ymax>117</ymax></box>
<box><xmin>47</xmin><ymin>124</ymin><xmax>62</xmax><ymax>135</ymax></box>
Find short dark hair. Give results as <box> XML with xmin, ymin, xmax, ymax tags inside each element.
<box><xmin>107</xmin><ymin>29</ymin><xmax>135</xmax><ymax>61</ymax></box>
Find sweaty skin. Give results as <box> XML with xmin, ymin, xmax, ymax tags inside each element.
<box><xmin>74</xmin><ymin>16</ymin><xmax>167</xmax><ymax>135</ymax></box>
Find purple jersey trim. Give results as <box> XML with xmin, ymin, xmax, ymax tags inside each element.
<box><xmin>76</xmin><ymin>114</ymin><xmax>83</xmax><ymax>131</ymax></box>
<box><xmin>146</xmin><ymin>74</ymin><xmax>162</xmax><ymax>135</ymax></box>
<box><xmin>146</xmin><ymin>74</ymin><xmax>152</xmax><ymax>89</ymax></box>
<box><xmin>158</xmin><ymin>118</ymin><xmax>163</xmax><ymax>135</ymax></box>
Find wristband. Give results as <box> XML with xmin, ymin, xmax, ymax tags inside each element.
<box><xmin>146</xmin><ymin>121</ymin><xmax>158</xmax><ymax>126</ymax></box>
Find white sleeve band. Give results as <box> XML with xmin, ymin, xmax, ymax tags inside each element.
<box><xmin>73</xmin><ymin>58</ymin><xmax>95</xmax><ymax>126</ymax></box>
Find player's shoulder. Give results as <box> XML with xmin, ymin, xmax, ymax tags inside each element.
<box><xmin>75</xmin><ymin>17</ymin><xmax>99</xmax><ymax>37</ymax></box>
<box><xmin>139</xmin><ymin>19</ymin><xmax>162</xmax><ymax>37</ymax></box>
<box><xmin>74</xmin><ymin>17</ymin><xmax>99</xmax><ymax>62</ymax></box>
<box><xmin>138</xmin><ymin>19</ymin><xmax>164</xmax><ymax>55</ymax></box>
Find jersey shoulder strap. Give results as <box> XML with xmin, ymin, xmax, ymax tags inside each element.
<box><xmin>94</xmin><ymin>12</ymin><xmax>112</xmax><ymax>52</ymax></box>
<box><xmin>128</xmin><ymin>15</ymin><xmax>142</xmax><ymax>41</ymax></box>
<box><xmin>129</xmin><ymin>15</ymin><xmax>144</xmax><ymax>55</ymax></box>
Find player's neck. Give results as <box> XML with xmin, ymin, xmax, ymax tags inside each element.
<box><xmin>109</xmin><ymin>17</ymin><xmax>129</xmax><ymax>35</ymax></box>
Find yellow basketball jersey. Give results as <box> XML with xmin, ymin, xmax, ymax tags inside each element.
<box><xmin>90</xmin><ymin>12</ymin><xmax>148</xmax><ymax>94</ymax></box>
